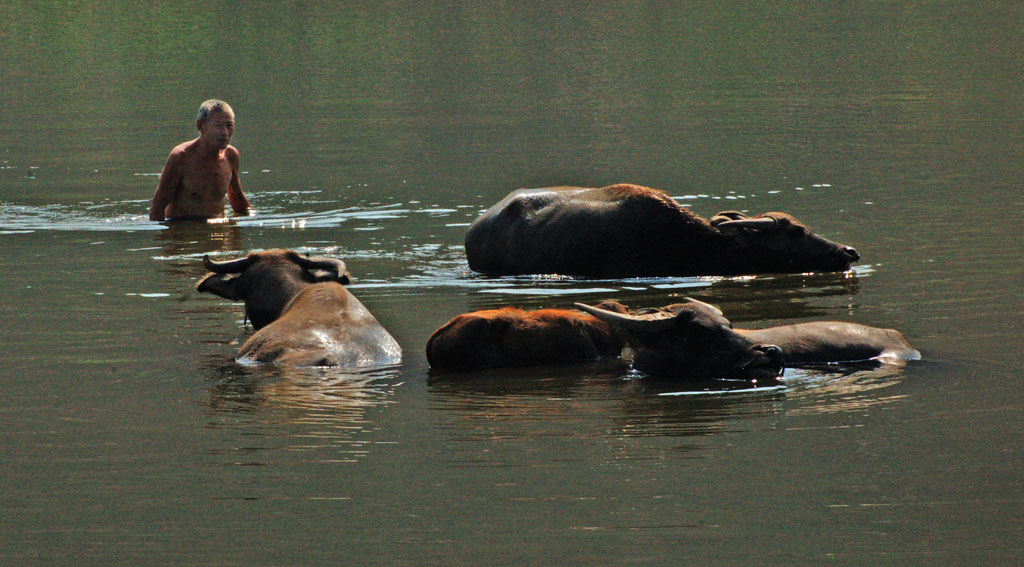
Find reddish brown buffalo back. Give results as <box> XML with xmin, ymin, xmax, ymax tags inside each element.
<box><xmin>426</xmin><ymin>307</ymin><xmax>624</xmax><ymax>371</ymax></box>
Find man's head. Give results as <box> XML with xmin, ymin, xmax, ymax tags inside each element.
<box><xmin>196</xmin><ymin>99</ymin><xmax>235</xmax><ymax>150</ymax></box>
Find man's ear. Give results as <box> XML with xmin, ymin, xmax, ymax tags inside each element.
<box><xmin>197</xmin><ymin>273</ymin><xmax>241</xmax><ymax>300</ymax></box>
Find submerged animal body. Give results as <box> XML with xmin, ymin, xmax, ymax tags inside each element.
<box><xmin>737</xmin><ymin>322</ymin><xmax>920</xmax><ymax>364</ymax></box>
<box><xmin>577</xmin><ymin>299</ymin><xmax>919</xmax><ymax>377</ymax></box>
<box><xmin>426</xmin><ymin>299</ymin><xmax>784</xmax><ymax>381</ymax></box>
<box><xmin>427</xmin><ymin>296</ymin><xmax>917</xmax><ymax>380</ymax></box>
<box><xmin>465</xmin><ymin>184</ymin><xmax>859</xmax><ymax>278</ymax></box>
<box><xmin>197</xmin><ymin>249</ymin><xmax>401</xmax><ymax>367</ymax></box>
<box><xmin>426</xmin><ymin>305</ymin><xmax>624</xmax><ymax>371</ymax></box>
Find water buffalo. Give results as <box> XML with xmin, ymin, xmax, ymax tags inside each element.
<box><xmin>197</xmin><ymin>249</ymin><xmax>402</xmax><ymax>367</ymax></box>
<box><xmin>425</xmin><ymin>300</ymin><xmax>784</xmax><ymax>382</ymax></box>
<box><xmin>576</xmin><ymin>299</ymin><xmax>919</xmax><ymax>373</ymax></box>
<box><xmin>465</xmin><ymin>184</ymin><xmax>859</xmax><ymax>278</ymax></box>
<box><xmin>575</xmin><ymin>299</ymin><xmax>786</xmax><ymax>381</ymax></box>
<box><xmin>735</xmin><ymin>323</ymin><xmax>920</xmax><ymax>364</ymax></box>
<box><xmin>426</xmin><ymin>303</ymin><xmax>625</xmax><ymax>371</ymax></box>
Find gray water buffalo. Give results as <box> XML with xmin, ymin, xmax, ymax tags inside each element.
<box><xmin>736</xmin><ymin>323</ymin><xmax>920</xmax><ymax>364</ymax></box>
<box><xmin>576</xmin><ymin>299</ymin><xmax>919</xmax><ymax>373</ymax></box>
<box><xmin>465</xmin><ymin>184</ymin><xmax>859</xmax><ymax>278</ymax></box>
<box><xmin>197</xmin><ymin>249</ymin><xmax>401</xmax><ymax>367</ymax></box>
<box><xmin>426</xmin><ymin>303</ymin><xmax>625</xmax><ymax>371</ymax></box>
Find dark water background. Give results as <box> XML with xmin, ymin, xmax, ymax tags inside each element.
<box><xmin>1</xmin><ymin>3</ymin><xmax>1021</xmax><ymax>565</ymax></box>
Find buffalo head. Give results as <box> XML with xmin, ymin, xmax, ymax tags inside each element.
<box><xmin>711</xmin><ymin>211</ymin><xmax>859</xmax><ymax>273</ymax></box>
<box><xmin>575</xmin><ymin>298</ymin><xmax>784</xmax><ymax>382</ymax></box>
<box><xmin>197</xmin><ymin>249</ymin><xmax>351</xmax><ymax>329</ymax></box>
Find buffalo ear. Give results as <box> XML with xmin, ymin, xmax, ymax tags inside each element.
<box><xmin>714</xmin><ymin>212</ymin><xmax>779</xmax><ymax>234</ymax></box>
<box><xmin>309</xmin><ymin>269</ymin><xmax>351</xmax><ymax>285</ymax></box>
<box><xmin>594</xmin><ymin>299</ymin><xmax>629</xmax><ymax>313</ymax></box>
<box><xmin>196</xmin><ymin>273</ymin><xmax>242</xmax><ymax>300</ymax></box>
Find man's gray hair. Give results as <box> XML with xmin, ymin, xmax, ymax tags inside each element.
<box><xmin>197</xmin><ymin>99</ymin><xmax>234</xmax><ymax>123</ymax></box>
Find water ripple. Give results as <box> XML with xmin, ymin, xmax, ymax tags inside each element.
<box><xmin>0</xmin><ymin>202</ymin><xmax>157</xmax><ymax>232</ymax></box>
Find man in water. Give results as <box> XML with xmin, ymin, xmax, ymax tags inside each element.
<box><xmin>149</xmin><ymin>99</ymin><xmax>251</xmax><ymax>221</ymax></box>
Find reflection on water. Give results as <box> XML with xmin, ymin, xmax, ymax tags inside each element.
<box><xmin>781</xmin><ymin>360</ymin><xmax>912</xmax><ymax>416</ymax></box>
<box><xmin>154</xmin><ymin>219</ymin><xmax>244</xmax><ymax>257</ymax></box>
<box><xmin>427</xmin><ymin>352</ymin><xmax>918</xmax><ymax>450</ymax></box>
<box><xmin>427</xmin><ymin>363</ymin><xmax>790</xmax><ymax>467</ymax></box>
<box><xmin>427</xmin><ymin>360</ymin><xmax>629</xmax><ymax>398</ymax></box>
<box><xmin>203</xmin><ymin>358</ymin><xmax>402</xmax><ymax>465</ymax></box>
<box><xmin>611</xmin><ymin>386</ymin><xmax>785</xmax><ymax>440</ymax></box>
<box><xmin>427</xmin><ymin>355</ymin><xmax>914</xmax><ymax>431</ymax></box>
<box><xmin>151</xmin><ymin>220</ymin><xmax>247</xmax><ymax>280</ymax></box>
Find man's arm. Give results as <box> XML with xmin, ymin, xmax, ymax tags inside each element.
<box><xmin>226</xmin><ymin>147</ymin><xmax>251</xmax><ymax>215</ymax></box>
<box><xmin>149</xmin><ymin>152</ymin><xmax>182</xmax><ymax>221</ymax></box>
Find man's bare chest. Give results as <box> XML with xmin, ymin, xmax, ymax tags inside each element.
<box><xmin>180</xmin><ymin>156</ymin><xmax>232</xmax><ymax>196</ymax></box>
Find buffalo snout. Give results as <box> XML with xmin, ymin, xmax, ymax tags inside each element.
<box><xmin>742</xmin><ymin>344</ymin><xmax>785</xmax><ymax>383</ymax></box>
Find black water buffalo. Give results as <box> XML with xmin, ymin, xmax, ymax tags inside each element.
<box><xmin>575</xmin><ymin>299</ymin><xmax>786</xmax><ymax>381</ymax></box>
<box><xmin>426</xmin><ymin>303</ymin><xmax>625</xmax><ymax>371</ymax></box>
<box><xmin>465</xmin><ymin>184</ymin><xmax>859</xmax><ymax>278</ymax></box>
<box><xmin>197</xmin><ymin>249</ymin><xmax>401</xmax><ymax>367</ymax></box>
<box><xmin>576</xmin><ymin>299</ymin><xmax>919</xmax><ymax>374</ymax></box>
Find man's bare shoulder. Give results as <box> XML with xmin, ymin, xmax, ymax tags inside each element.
<box><xmin>167</xmin><ymin>138</ymin><xmax>201</xmax><ymax>161</ymax></box>
<box><xmin>224</xmin><ymin>145</ymin><xmax>241</xmax><ymax>165</ymax></box>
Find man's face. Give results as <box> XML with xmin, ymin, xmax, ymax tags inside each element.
<box><xmin>198</xmin><ymin>110</ymin><xmax>235</xmax><ymax>149</ymax></box>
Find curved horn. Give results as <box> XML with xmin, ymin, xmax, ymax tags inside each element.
<box><xmin>710</xmin><ymin>210</ymin><xmax>747</xmax><ymax>223</ymax></box>
<box><xmin>574</xmin><ymin>302</ymin><xmax>680</xmax><ymax>335</ymax></box>
<box><xmin>676</xmin><ymin>296</ymin><xmax>725</xmax><ymax>317</ymax></box>
<box><xmin>716</xmin><ymin>216</ymin><xmax>778</xmax><ymax>231</ymax></box>
<box><xmin>290</xmin><ymin>253</ymin><xmax>347</xmax><ymax>277</ymax></box>
<box><xmin>202</xmin><ymin>254</ymin><xmax>254</xmax><ymax>273</ymax></box>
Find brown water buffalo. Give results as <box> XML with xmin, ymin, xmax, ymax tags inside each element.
<box><xmin>426</xmin><ymin>303</ymin><xmax>625</xmax><ymax>371</ymax></box>
<box><xmin>425</xmin><ymin>300</ymin><xmax>784</xmax><ymax>381</ymax></box>
<box><xmin>465</xmin><ymin>184</ymin><xmax>859</xmax><ymax>278</ymax></box>
<box><xmin>576</xmin><ymin>299</ymin><xmax>919</xmax><ymax>373</ymax></box>
<box><xmin>197</xmin><ymin>249</ymin><xmax>401</xmax><ymax>367</ymax></box>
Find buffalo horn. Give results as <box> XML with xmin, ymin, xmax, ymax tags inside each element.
<box><xmin>716</xmin><ymin>216</ymin><xmax>778</xmax><ymax>231</ymax></box>
<box><xmin>203</xmin><ymin>254</ymin><xmax>254</xmax><ymax>273</ymax></box>
<box><xmin>291</xmin><ymin>253</ymin><xmax>347</xmax><ymax>276</ymax></box>
<box><xmin>574</xmin><ymin>302</ymin><xmax>679</xmax><ymax>335</ymax></box>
